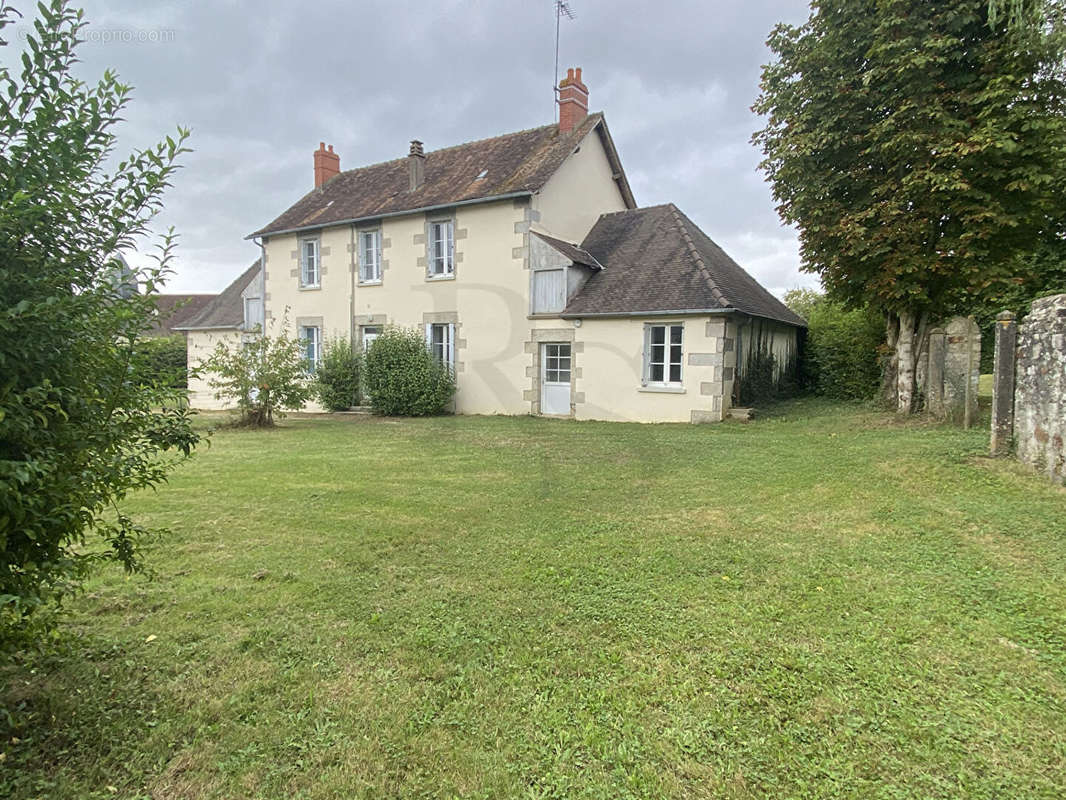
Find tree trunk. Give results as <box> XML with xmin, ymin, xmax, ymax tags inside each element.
<box><xmin>895</xmin><ymin>309</ymin><xmax>921</xmax><ymax>414</ymax></box>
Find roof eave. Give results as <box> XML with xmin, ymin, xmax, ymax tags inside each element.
<box><xmin>247</xmin><ymin>190</ymin><xmax>535</xmax><ymax>240</ymax></box>
<box><xmin>561</xmin><ymin>307</ymin><xmax>738</xmax><ymax>319</ymax></box>
<box><xmin>172</xmin><ymin>323</ymin><xmax>242</xmax><ymax>332</ymax></box>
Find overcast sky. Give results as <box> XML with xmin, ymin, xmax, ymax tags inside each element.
<box><xmin>19</xmin><ymin>0</ymin><xmax>816</xmax><ymax>296</ymax></box>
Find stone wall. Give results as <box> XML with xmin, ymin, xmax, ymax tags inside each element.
<box><xmin>1014</xmin><ymin>294</ymin><xmax>1066</xmax><ymax>483</ymax></box>
<box><xmin>924</xmin><ymin>317</ymin><xmax>980</xmax><ymax>424</ymax></box>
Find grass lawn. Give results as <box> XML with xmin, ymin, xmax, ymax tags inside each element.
<box><xmin>3</xmin><ymin>400</ymin><xmax>1065</xmax><ymax>799</ymax></box>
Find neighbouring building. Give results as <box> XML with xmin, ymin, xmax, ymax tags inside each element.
<box><xmin>194</xmin><ymin>67</ymin><xmax>804</xmax><ymax>422</ymax></box>
<box><xmin>175</xmin><ymin>261</ymin><xmax>262</xmax><ymax>409</ymax></box>
<box><xmin>146</xmin><ymin>293</ymin><xmax>216</xmax><ymax>338</ymax></box>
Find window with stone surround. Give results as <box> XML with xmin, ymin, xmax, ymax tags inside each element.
<box><xmin>643</xmin><ymin>323</ymin><xmax>684</xmax><ymax>386</ymax></box>
<box><xmin>300</xmin><ymin>237</ymin><xmax>320</xmax><ymax>287</ymax></box>
<box><xmin>428</xmin><ymin>219</ymin><xmax>454</xmax><ymax>277</ymax></box>
<box><xmin>425</xmin><ymin>322</ymin><xmax>455</xmax><ymax>370</ymax></box>
<box><xmin>299</xmin><ymin>325</ymin><xmax>320</xmax><ymax>371</ymax></box>
<box><xmin>359</xmin><ymin>229</ymin><xmax>381</xmax><ymax>283</ymax></box>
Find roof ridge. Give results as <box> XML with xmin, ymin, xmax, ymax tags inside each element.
<box><xmin>668</xmin><ymin>204</ymin><xmax>728</xmax><ymax>308</ymax></box>
<box><xmin>324</xmin><ymin>114</ymin><xmax>602</xmax><ymax>182</ymax></box>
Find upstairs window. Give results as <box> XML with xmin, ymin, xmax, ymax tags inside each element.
<box><xmin>360</xmin><ymin>229</ymin><xmax>381</xmax><ymax>283</ymax></box>
<box><xmin>428</xmin><ymin>220</ymin><xmax>454</xmax><ymax>277</ymax></box>
<box><xmin>643</xmin><ymin>323</ymin><xmax>683</xmax><ymax>386</ymax></box>
<box><xmin>426</xmin><ymin>322</ymin><xmax>455</xmax><ymax>370</ymax></box>
<box><xmin>243</xmin><ymin>297</ymin><xmax>263</xmax><ymax>331</ymax></box>
<box><xmin>300</xmin><ymin>325</ymin><xmax>320</xmax><ymax>371</ymax></box>
<box><xmin>300</xmin><ymin>238</ymin><xmax>319</xmax><ymax>287</ymax></box>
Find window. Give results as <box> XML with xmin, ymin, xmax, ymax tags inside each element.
<box><xmin>359</xmin><ymin>229</ymin><xmax>381</xmax><ymax>283</ymax></box>
<box><xmin>300</xmin><ymin>238</ymin><xmax>319</xmax><ymax>287</ymax></box>
<box><xmin>300</xmin><ymin>325</ymin><xmax>320</xmax><ymax>370</ymax></box>
<box><xmin>425</xmin><ymin>322</ymin><xmax>455</xmax><ymax>370</ymax></box>
<box><xmin>532</xmin><ymin>269</ymin><xmax>565</xmax><ymax>314</ymax></box>
<box><xmin>361</xmin><ymin>325</ymin><xmax>381</xmax><ymax>353</ymax></box>
<box><xmin>243</xmin><ymin>297</ymin><xmax>263</xmax><ymax>331</ymax></box>
<box><xmin>543</xmin><ymin>343</ymin><xmax>571</xmax><ymax>383</ymax></box>
<box><xmin>428</xmin><ymin>220</ymin><xmax>454</xmax><ymax>277</ymax></box>
<box><xmin>643</xmin><ymin>324</ymin><xmax>683</xmax><ymax>386</ymax></box>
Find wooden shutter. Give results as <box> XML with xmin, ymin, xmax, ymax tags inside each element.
<box><xmin>533</xmin><ymin>270</ymin><xmax>565</xmax><ymax>314</ymax></box>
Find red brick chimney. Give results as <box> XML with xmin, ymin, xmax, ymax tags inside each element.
<box><xmin>558</xmin><ymin>67</ymin><xmax>589</xmax><ymax>134</ymax></box>
<box><xmin>314</xmin><ymin>142</ymin><xmax>340</xmax><ymax>188</ymax></box>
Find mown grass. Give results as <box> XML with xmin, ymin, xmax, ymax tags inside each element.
<box><xmin>2</xmin><ymin>399</ymin><xmax>1065</xmax><ymax>799</ymax></box>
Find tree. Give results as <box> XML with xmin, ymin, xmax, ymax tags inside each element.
<box><xmin>0</xmin><ymin>1</ymin><xmax>199</xmax><ymax>638</ymax></box>
<box><xmin>784</xmin><ymin>289</ymin><xmax>885</xmax><ymax>399</ymax></box>
<box><xmin>363</xmin><ymin>326</ymin><xmax>455</xmax><ymax>416</ymax></box>
<box><xmin>314</xmin><ymin>336</ymin><xmax>363</xmax><ymax>411</ymax></box>
<box><xmin>202</xmin><ymin>316</ymin><xmax>313</xmax><ymax>427</ymax></box>
<box><xmin>754</xmin><ymin>0</ymin><xmax>1066</xmax><ymax>412</ymax></box>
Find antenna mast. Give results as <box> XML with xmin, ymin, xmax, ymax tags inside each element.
<box><xmin>554</xmin><ymin>1</ymin><xmax>575</xmax><ymax>116</ymax></box>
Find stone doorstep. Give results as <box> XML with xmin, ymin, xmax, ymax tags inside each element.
<box><xmin>728</xmin><ymin>407</ymin><xmax>754</xmax><ymax>421</ymax></box>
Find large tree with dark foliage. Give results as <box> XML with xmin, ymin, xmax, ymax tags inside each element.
<box><xmin>0</xmin><ymin>1</ymin><xmax>199</xmax><ymax>640</ymax></box>
<box><xmin>754</xmin><ymin>0</ymin><xmax>1066</xmax><ymax>411</ymax></box>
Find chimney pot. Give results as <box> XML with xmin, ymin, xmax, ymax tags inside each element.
<box><xmin>558</xmin><ymin>65</ymin><xmax>589</xmax><ymax>134</ymax></box>
<box><xmin>313</xmin><ymin>142</ymin><xmax>340</xmax><ymax>188</ymax></box>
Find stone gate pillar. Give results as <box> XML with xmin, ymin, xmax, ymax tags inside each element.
<box><xmin>990</xmin><ymin>311</ymin><xmax>1016</xmax><ymax>457</ymax></box>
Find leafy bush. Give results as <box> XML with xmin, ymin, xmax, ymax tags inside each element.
<box><xmin>737</xmin><ymin>351</ymin><xmax>778</xmax><ymax>406</ymax></box>
<box><xmin>202</xmin><ymin>316</ymin><xmax>312</xmax><ymax>426</ymax></box>
<box><xmin>133</xmin><ymin>334</ymin><xmax>188</xmax><ymax>389</ymax></box>
<box><xmin>363</xmin><ymin>326</ymin><xmax>455</xmax><ymax>416</ymax></box>
<box><xmin>0</xmin><ymin>1</ymin><xmax>200</xmax><ymax>641</ymax></box>
<box><xmin>785</xmin><ymin>289</ymin><xmax>884</xmax><ymax>400</ymax></box>
<box><xmin>315</xmin><ymin>337</ymin><xmax>362</xmax><ymax>411</ymax></box>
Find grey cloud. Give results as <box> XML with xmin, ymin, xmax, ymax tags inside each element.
<box><xmin>28</xmin><ymin>0</ymin><xmax>813</xmax><ymax>296</ymax></box>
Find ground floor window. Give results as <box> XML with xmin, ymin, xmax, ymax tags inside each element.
<box><xmin>644</xmin><ymin>323</ymin><xmax>683</xmax><ymax>385</ymax></box>
<box><xmin>426</xmin><ymin>322</ymin><xmax>455</xmax><ymax>370</ymax></box>
<box><xmin>300</xmin><ymin>325</ymin><xmax>320</xmax><ymax>371</ymax></box>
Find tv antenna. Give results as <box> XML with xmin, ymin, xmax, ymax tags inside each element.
<box><xmin>554</xmin><ymin>1</ymin><xmax>575</xmax><ymax>114</ymax></box>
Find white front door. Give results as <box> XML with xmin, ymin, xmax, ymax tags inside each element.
<box><xmin>540</xmin><ymin>342</ymin><xmax>572</xmax><ymax>416</ymax></box>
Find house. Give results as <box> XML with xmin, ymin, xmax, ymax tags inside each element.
<box><xmin>175</xmin><ymin>260</ymin><xmax>262</xmax><ymax>409</ymax></box>
<box><xmin>198</xmin><ymin>67</ymin><xmax>803</xmax><ymax>422</ymax></box>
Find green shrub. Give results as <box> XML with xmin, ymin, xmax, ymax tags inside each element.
<box><xmin>785</xmin><ymin>289</ymin><xmax>884</xmax><ymax>400</ymax></box>
<box><xmin>132</xmin><ymin>334</ymin><xmax>188</xmax><ymax>389</ymax></box>
<box><xmin>315</xmin><ymin>337</ymin><xmax>362</xmax><ymax>411</ymax></box>
<box><xmin>363</xmin><ymin>326</ymin><xmax>455</xmax><ymax>416</ymax></box>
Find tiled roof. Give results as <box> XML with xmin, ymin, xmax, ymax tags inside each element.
<box><xmin>147</xmin><ymin>294</ymin><xmax>216</xmax><ymax>336</ymax></box>
<box><xmin>173</xmin><ymin>260</ymin><xmax>261</xmax><ymax>331</ymax></box>
<box><xmin>531</xmin><ymin>231</ymin><xmax>603</xmax><ymax>270</ymax></box>
<box><xmin>562</xmin><ymin>204</ymin><xmax>806</xmax><ymax>327</ymax></box>
<box><xmin>250</xmin><ymin>113</ymin><xmax>634</xmax><ymax>237</ymax></box>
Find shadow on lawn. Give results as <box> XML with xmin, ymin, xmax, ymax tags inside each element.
<box><xmin>1</xmin><ymin>633</ymin><xmax>182</xmax><ymax>799</ymax></box>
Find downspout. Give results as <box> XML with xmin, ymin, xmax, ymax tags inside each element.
<box><xmin>252</xmin><ymin>235</ymin><xmax>266</xmax><ymax>333</ymax></box>
<box><xmin>349</xmin><ymin>224</ymin><xmax>357</xmax><ymax>347</ymax></box>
